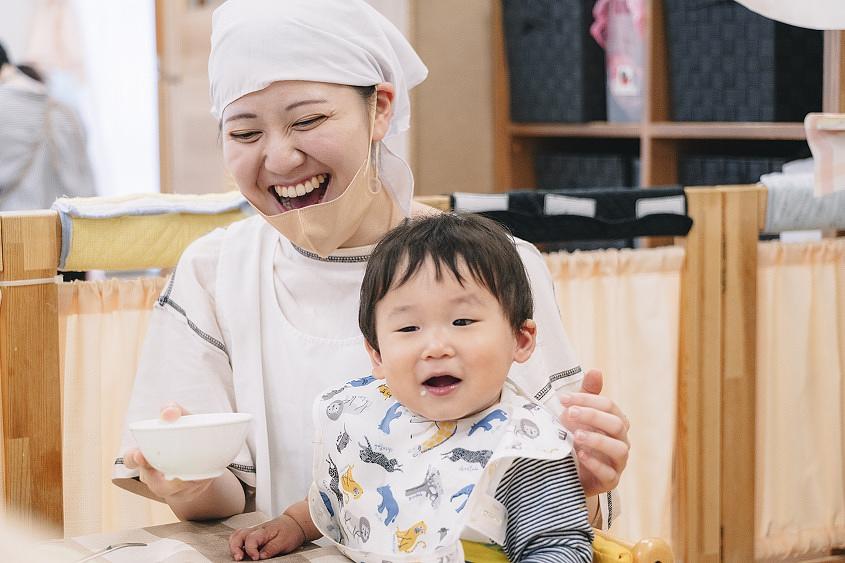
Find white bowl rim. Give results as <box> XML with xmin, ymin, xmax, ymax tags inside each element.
<box><xmin>129</xmin><ymin>412</ymin><xmax>253</xmax><ymax>431</ymax></box>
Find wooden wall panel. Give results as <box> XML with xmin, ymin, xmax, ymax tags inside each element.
<box><xmin>411</xmin><ymin>0</ymin><xmax>494</xmax><ymax>196</ymax></box>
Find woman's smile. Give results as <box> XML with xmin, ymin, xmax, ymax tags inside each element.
<box><xmin>269</xmin><ymin>173</ymin><xmax>331</xmax><ymax>212</ymax></box>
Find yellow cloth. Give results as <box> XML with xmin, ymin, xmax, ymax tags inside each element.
<box><xmin>461</xmin><ymin>534</ymin><xmax>634</xmax><ymax>562</ymax></box>
<box><xmin>52</xmin><ymin>191</ymin><xmax>250</xmax><ymax>271</ymax></box>
<box><xmin>63</xmin><ymin>210</ymin><xmax>247</xmax><ymax>271</ymax></box>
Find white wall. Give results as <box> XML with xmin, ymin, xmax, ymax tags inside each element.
<box><xmin>71</xmin><ymin>0</ymin><xmax>159</xmax><ymax>195</ymax></box>
<box><xmin>1</xmin><ymin>0</ymin><xmax>159</xmax><ymax>196</ymax></box>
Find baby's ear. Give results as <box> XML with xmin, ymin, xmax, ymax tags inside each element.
<box><xmin>513</xmin><ymin>319</ymin><xmax>537</xmax><ymax>364</ymax></box>
<box><xmin>364</xmin><ymin>339</ymin><xmax>386</xmax><ymax>379</ymax></box>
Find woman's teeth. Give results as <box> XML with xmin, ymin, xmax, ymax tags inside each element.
<box><xmin>274</xmin><ymin>174</ymin><xmax>326</xmax><ymax>199</ymax></box>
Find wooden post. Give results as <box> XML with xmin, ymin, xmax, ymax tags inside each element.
<box><xmin>677</xmin><ymin>188</ymin><xmax>723</xmax><ymax>563</ymax></box>
<box><xmin>719</xmin><ymin>186</ymin><xmax>762</xmax><ymax>562</ymax></box>
<box><xmin>0</xmin><ymin>211</ymin><xmax>62</xmax><ymax>532</ymax></box>
<box><xmin>492</xmin><ymin>0</ymin><xmax>512</xmax><ymax>193</ymax></box>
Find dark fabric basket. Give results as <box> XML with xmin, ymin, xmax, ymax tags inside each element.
<box><xmin>503</xmin><ymin>0</ymin><xmax>606</xmax><ymax>122</ymax></box>
<box><xmin>455</xmin><ymin>187</ymin><xmax>691</xmax><ymax>247</ymax></box>
<box><xmin>679</xmin><ymin>155</ymin><xmax>787</xmax><ymax>186</ymax></box>
<box><xmin>535</xmin><ymin>151</ymin><xmax>633</xmax><ymax>189</ymax></box>
<box><xmin>664</xmin><ymin>0</ymin><xmax>823</xmax><ymax>122</ymax></box>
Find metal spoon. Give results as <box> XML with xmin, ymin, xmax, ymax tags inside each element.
<box><xmin>75</xmin><ymin>542</ymin><xmax>147</xmax><ymax>562</ymax></box>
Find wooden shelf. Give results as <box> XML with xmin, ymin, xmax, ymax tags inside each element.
<box><xmin>510</xmin><ymin>122</ymin><xmax>641</xmax><ymax>139</ymax></box>
<box><xmin>647</xmin><ymin>122</ymin><xmax>806</xmax><ymax>140</ymax></box>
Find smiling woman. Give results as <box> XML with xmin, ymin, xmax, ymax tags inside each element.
<box><xmin>112</xmin><ymin>0</ymin><xmax>633</xmax><ymax>554</ymax></box>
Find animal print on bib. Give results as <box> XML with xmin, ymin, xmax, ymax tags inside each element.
<box><xmin>308</xmin><ymin>377</ymin><xmax>574</xmax><ymax>563</ymax></box>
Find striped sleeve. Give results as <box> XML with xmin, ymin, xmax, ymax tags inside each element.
<box><xmin>494</xmin><ymin>456</ymin><xmax>593</xmax><ymax>563</ymax></box>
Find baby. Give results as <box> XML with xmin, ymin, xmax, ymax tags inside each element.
<box><xmin>230</xmin><ymin>213</ymin><xmax>593</xmax><ymax>562</ymax></box>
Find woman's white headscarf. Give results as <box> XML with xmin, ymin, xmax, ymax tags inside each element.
<box><xmin>209</xmin><ymin>0</ymin><xmax>427</xmax><ymax>215</ymax></box>
<box><xmin>208</xmin><ymin>0</ymin><xmax>428</xmax><ymax>139</ymax></box>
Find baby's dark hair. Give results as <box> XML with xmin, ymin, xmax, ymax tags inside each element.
<box><xmin>359</xmin><ymin>213</ymin><xmax>533</xmax><ymax>352</ymax></box>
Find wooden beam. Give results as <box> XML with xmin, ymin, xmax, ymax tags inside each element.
<box><xmin>823</xmin><ymin>30</ymin><xmax>845</xmax><ymax>113</ymax></box>
<box><xmin>719</xmin><ymin>186</ymin><xmax>763</xmax><ymax>562</ymax></box>
<box><xmin>0</xmin><ymin>211</ymin><xmax>62</xmax><ymax>533</ymax></box>
<box><xmin>492</xmin><ymin>0</ymin><xmax>511</xmax><ymax>193</ymax></box>
<box><xmin>677</xmin><ymin>188</ymin><xmax>723</xmax><ymax>563</ymax></box>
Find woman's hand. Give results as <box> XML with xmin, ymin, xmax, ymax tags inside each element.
<box><xmin>229</xmin><ymin>514</ymin><xmax>306</xmax><ymax>561</ymax></box>
<box><xmin>122</xmin><ymin>448</ymin><xmax>217</xmax><ymax>505</ymax></box>
<box><xmin>560</xmin><ymin>369</ymin><xmax>630</xmax><ymax>497</ymax></box>
<box><xmin>124</xmin><ymin>402</ymin><xmax>248</xmax><ymax>520</ymax></box>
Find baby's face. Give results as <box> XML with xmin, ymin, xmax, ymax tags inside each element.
<box><xmin>365</xmin><ymin>258</ymin><xmax>535</xmax><ymax>421</ymax></box>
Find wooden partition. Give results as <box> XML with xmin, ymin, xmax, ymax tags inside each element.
<box><xmin>0</xmin><ymin>211</ymin><xmax>63</xmax><ymax>531</ymax></box>
<box><xmin>677</xmin><ymin>185</ymin><xmax>767</xmax><ymax>563</ymax></box>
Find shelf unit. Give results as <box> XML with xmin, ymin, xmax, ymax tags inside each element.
<box><xmin>493</xmin><ymin>2</ymin><xmax>845</xmax><ymax>562</ymax></box>
<box><xmin>493</xmin><ymin>0</ymin><xmax>845</xmax><ymax>193</ymax></box>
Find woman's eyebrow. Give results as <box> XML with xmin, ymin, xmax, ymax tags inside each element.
<box><xmin>223</xmin><ymin>112</ymin><xmax>257</xmax><ymax>124</ymax></box>
<box><xmin>285</xmin><ymin>98</ymin><xmax>328</xmax><ymax>111</ymax></box>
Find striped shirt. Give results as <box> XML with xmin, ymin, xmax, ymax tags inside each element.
<box><xmin>495</xmin><ymin>455</ymin><xmax>593</xmax><ymax>562</ymax></box>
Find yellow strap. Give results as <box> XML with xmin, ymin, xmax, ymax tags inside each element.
<box><xmin>461</xmin><ymin>533</ymin><xmax>634</xmax><ymax>563</ymax></box>
<box><xmin>461</xmin><ymin>540</ymin><xmax>508</xmax><ymax>563</ymax></box>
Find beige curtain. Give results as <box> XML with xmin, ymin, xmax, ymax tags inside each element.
<box><xmin>544</xmin><ymin>246</ymin><xmax>684</xmax><ymax>544</ymax></box>
<box><xmin>755</xmin><ymin>239</ymin><xmax>845</xmax><ymax>559</ymax></box>
<box><xmin>59</xmin><ymin>278</ymin><xmax>177</xmax><ymax>537</ymax></box>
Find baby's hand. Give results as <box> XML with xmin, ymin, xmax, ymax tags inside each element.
<box><xmin>229</xmin><ymin>514</ymin><xmax>306</xmax><ymax>561</ymax></box>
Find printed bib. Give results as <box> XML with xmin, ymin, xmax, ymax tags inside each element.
<box><xmin>308</xmin><ymin>376</ymin><xmax>574</xmax><ymax>563</ymax></box>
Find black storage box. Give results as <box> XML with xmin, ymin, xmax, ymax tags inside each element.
<box><xmin>664</xmin><ymin>0</ymin><xmax>823</xmax><ymax>122</ymax></box>
<box><xmin>503</xmin><ymin>0</ymin><xmax>606</xmax><ymax>122</ymax></box>
<box><xmin>679</xmin><ymin>155</ymin><xmax>786</xmax><ymax>186</ymax></box>
<box><xmin>535</xmin><ymin>151</ymin><xmax>633</xmax><ymax>189</ymax></box>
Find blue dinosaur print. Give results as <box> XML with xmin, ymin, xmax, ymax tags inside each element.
<box><xmin>348</xmin><ymin>375</ymin><xmax>376</xmax><ymax>387</ymax></box>
<box><xmin>468</xmin><ymin>409</ymin><xmax>508</xmax><ymax>436</ymax></box>
<box><xmin>450</xmin><ymin>484</ymin><xmax>474</xmax><ymax>513</ymax></box>
<box><xmin>378</xmin><ymin>402</ymin><xmax>403</xmax><ymax>434</ymax></box>
<box><xmin>376</xmin><ymin>485</ymin><xmax>399</xmax><ymax>525</ymax></box>
<box><xmin>320</xmin><ymin>491</ymin><xmax>335</xmax><ymax>517</ymax></box>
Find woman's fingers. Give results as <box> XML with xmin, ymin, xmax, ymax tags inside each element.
<box><xmin>576</xmin><ymin>447</ymin><xmax>621</xmax><ymax>491</ymax></box>
<box><xmin>562</xmin><ymin>390</ymin><xmax>625</xmax><ymax>420</ymax></box>
<box><xmin>579</xmin><ymin>368</ymin><xmax>604</xmax><ymax>395</ymax></box>
<box><xmin>160</xmin><ymin>402</ymin><xmax>189</xmax><ymax>422</ymax></box>
<box><xmin>574</xmin><ymin>429</ymin><xmax>629</xmax><ymax>472</ymax></box>
<box><xmin>123</xmin><ymin>449</ymin><xmax>153</xmax><ymax>471</ymax></box>
<box><xmin>564</xmin><ymin>402</ymin><xmax>629</xmax><ymax>440</ymax></box>
<box><xmin>559</xmin><ymin>379</ymin><xmax>632</xmax><ymax>496</ymax></box>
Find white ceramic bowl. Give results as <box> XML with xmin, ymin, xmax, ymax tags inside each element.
<box><xmin>129</xmin><ymin>413</ymin><xmax>253</xmax><ymax>481</ymax></box>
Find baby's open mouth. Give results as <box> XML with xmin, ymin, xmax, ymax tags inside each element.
<box><xmin>423</xmin><ymin>375</ymin><xmax>462</xmax><ymax>396</ymax></box>
<box><xmin>270</xmin><ymin>173</ymin><xmax>330</xmax><ymax>211</ymax></box>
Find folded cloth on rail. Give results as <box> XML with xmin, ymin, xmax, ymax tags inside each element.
<box><xmin>805</xmin><ymin>113</ymin><xmax>845</xmax><ymax>197</ymax></box>
<box><xmin>451</xmin><ymin>187</ymin><xmax>692</xmax><ymax>243</ymax></box>
<box><xmin>52</xmin><ymin>191</ymin><xmax>252</xmax><ymax>271</ymax></box>
<box><xmin>760</xmin><ymin>163</ymin><xmax>845</xmax><ymax>233</ymax></box>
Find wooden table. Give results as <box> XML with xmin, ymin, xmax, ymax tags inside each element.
<box><xmin>41</xmin><ymin>512</ymin><xmax>349</xmax><ymax>562</ymax></box>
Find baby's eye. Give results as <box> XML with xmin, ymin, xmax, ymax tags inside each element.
<box><xmin>228</xmin><ymin>131</ymin><xmax>260</xmax><ymax>142</ymax></box>
<box><xmin>397</xmin><ymin>326</ymin><xmax>419</xmax><ymax>333</ymax></box>
<box><xmin>453</xmin><ymin>319</ymin><xmax>475</xmax><ymax>327</ymax></box>
<box><xmin>293</xmin><ymin>115</ymin><xmax>328</xmax><ymax>129</ymax></box>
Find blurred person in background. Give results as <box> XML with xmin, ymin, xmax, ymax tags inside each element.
<box><xmin>0</xmin><ymin>40</ymin><xmax>95</xmax><ymax>211</ymax></box>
